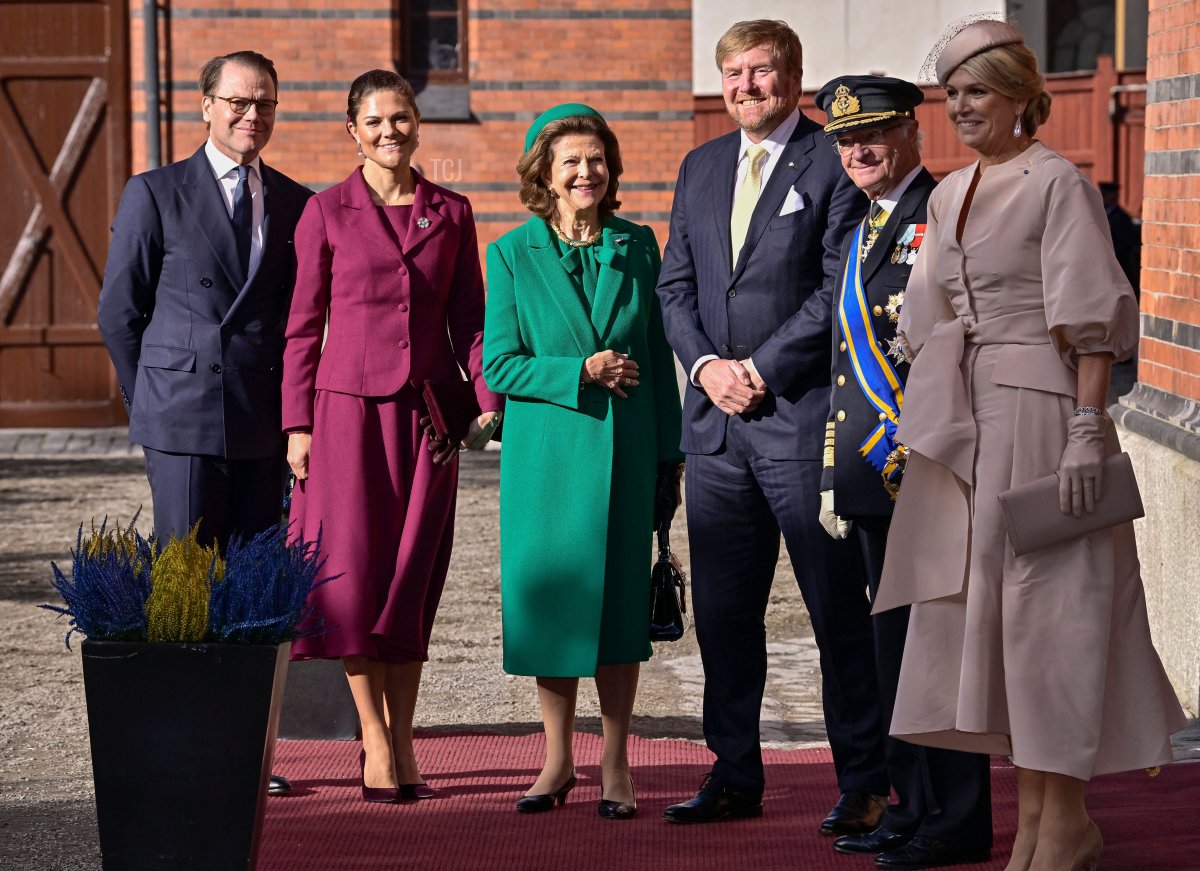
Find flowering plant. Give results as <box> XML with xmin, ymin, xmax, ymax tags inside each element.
<box><xmin>42</xmin><ymin>514</ymin><xmax>335</xmax><ymax>648</ymax></box>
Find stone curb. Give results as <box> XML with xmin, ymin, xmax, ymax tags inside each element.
<box><xmin>0</xmin><ymin>428</ymin><xmax>143</xmax><ymax>459</ymax></box>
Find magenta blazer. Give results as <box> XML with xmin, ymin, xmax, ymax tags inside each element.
<box><xmin>282</xmin><ymin>167</ymin><xmax>501</xmax><ymax>430</ymax></box>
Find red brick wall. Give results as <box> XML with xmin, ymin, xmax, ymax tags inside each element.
<box><xmin>1140</xmin><ymin>0</ymin><xmax>1200</xmax><ymax>401</ymax></box>
<box><xmin>129</xmin><ymin>0</ymin><xmax>692</xmax><ymax>265</ymax></box>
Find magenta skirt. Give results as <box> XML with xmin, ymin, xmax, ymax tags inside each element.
<box><xmin>289</xmin><ymin>387</ymin><xmax>458</xmax><ymax>663</ymax></box>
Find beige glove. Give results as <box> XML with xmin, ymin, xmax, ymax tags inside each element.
<box><xmin>1058</xmin><ymin>414</ymin><xmax>1107</xmax><ymax>517</ymax></box>
<box><xmin>818</xmin><ymin>490</ymin><xmax>852</xmax><ymax>539</ymax></box>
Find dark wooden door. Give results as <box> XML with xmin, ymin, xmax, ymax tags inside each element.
<box><xmin>0</xmin><ymin>0</ymin><xmax>129</xmax><ymax>426</ymax></box>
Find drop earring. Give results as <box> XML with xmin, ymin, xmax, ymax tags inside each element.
<box><xmin>356</xmin><ymin>141</ymin><xmax>364</xmax><ymax>157</ymax></box>
<box><xmin>1013</xmin><ymin>114</ymin><xmax>1023</xmax><ymax>138</ymax></box>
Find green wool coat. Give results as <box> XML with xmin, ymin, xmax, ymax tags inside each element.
<box><xmin>483</xmin><ymin>216</ymin><xmax>683</xmax><ymax>677</ymax></box>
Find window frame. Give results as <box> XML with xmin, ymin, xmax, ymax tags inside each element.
<box><xmin>393</xmin><ymin>0</ymin><xmax>469</xmax><ymax>85</ymax></box>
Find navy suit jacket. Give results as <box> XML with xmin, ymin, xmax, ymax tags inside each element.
<box><xmin>657</xmin><ymin>113</ymin><xmax>867</xmax><ymax>460</ymax></box>
<box><xmin>98</xmin><ymin>145</ymin><xmax>312</xmax><ymax>459</ymax></box>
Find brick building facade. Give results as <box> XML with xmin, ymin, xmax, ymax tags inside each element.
<box><xmin>130</xmin><ymin>0</ymin><xmax>693</xmax><ymax>256</ymax></box>
<box><xmin>1110</xmin><ymin>0</ymin><xmax>1200</xmax><ymax>715</ymax></box>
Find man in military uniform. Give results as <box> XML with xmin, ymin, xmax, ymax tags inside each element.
<box><xmin>815</xmin><ymin>76</ymin><xmax>992</xmax><ymax>869</ymax></box>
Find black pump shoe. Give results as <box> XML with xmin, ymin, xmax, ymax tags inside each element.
<box><xmin>516</xmin><ymin>771</ymin><xmax>577</xmax><ymax>813</ymax></box>
<box><xmin>598</xmin><ymin>773</ymin><xmax>637</xmax><ymax>820</ymax></box>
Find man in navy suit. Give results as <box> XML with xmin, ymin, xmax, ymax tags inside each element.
<box><xmin>98</xmin><ymin>51</ymin><xmax>311</xmax><ymax>796</ymax></box>
<box><xmin>99</xmin><ymin>50</ymin><xmax>311</xmax><ymax>550</ymax></box>
<box><xmin>657</xmin><ymin>20</ymin><xmax>888</xmax><ymax>829</ymax></box>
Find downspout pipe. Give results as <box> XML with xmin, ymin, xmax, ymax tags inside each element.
<box><xmin>144</xmin><ymin>0</ymin><xmax>161</xmax><ymax>169</ymax></box>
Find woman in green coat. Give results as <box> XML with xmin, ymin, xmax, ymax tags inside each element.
<box><xmin>483</xmin><ymin>105</ymin><xmax>683</xmax><ymax>820</ymax></box>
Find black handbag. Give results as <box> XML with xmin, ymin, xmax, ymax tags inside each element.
<box><xmin>649</xmin><ymin>522</ymin><xmax>689</xmax><ymax>641</ymax></box>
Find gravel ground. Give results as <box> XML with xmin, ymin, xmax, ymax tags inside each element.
<box><xmin>0</xmin><ymin>451</ymin><xmax>826</xmax><ymax>870</ymax></box>
<box><xmin>3</xmin><ymin>445</ymin><xmax>1195</xmax><ymax>870</ymax></box>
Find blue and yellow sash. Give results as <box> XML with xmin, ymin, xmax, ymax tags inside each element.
<box><xmin>838</xmin><ymin>220</ymin><xmax>905</xmax><ymax>484</ymax></box>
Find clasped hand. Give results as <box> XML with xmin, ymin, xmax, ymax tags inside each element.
<box><xmin>1058</xmin><ymin>414</ymin><xmax>1107</xmax><ymax>517</ymax></box>
<box><xmin>584</xmin><ymin>350</ymin><xmax>639</xmax><ymax>399</ymax></box>
<box><xmin>698</xmin><ymin>359</ymin><xmax>766</xmax><ymax>415</ymax></box>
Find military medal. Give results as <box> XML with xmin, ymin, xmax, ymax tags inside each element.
<box><xmin>885</xmin><ymin>292</ymin><xmax>904</xmax><ymax>323</ymax></box>
<box><xmin>885</xmin><ymin>336</ymin><xmax>907</xmax><ymax>365</ymax></box>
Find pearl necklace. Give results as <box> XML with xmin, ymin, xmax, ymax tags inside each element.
<box><xmin>551</xmin><ymin>221</ymin><xmax>601</xmax><ymax>248</ymax></box>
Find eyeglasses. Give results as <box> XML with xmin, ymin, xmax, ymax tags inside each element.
<box><xmin>206</xmin><ymin>95</ymin><xmax>279</xmax><ymax>116</ymax></box>
<box><xmin>831</xmin><ymin>124</ymin><xmax>901</xmax><ymax>155</ymax></box>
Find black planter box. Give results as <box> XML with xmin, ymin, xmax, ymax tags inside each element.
<box><xmin>81</xmin><ymin>640</ymin><xmax>290</xmax><ymax>871</ymax></box>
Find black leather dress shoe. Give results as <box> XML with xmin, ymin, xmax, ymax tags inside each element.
<box><xmin>662</xmin><ymin>774</ymin><xmax>763</xmax><ymax>824</ymax></box>
<box><xmin>820</xmin><ymin>790</ymin><xmax>889</xmax><ymax>835</ymax></box>
<box><xmin>833</xmin><ymin>826</ymin><xmax>912</xmax><ymax>855</ymax></box>
<box><xmin>875</xmin><ymin>835</ymin><xmax>990</xmax><ymax>869</ymax></box>
<box><xmin>268</xmin><ymin>774</ymin><xmax>292</xmax><ymax>796</ymax></box>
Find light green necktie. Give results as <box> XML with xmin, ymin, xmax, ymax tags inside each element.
<box><xmin>730</xmin><ymin>144</ymin><xmax>769</xmax><ymax>267</ymax></box>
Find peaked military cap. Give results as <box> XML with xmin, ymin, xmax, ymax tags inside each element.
<box><xmin>815</xmin><ymin>75</ymin><xmax>925</xmax><ymax>135</ymax></box>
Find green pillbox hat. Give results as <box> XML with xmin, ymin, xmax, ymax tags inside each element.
<box><xmin>524</xmin><ymin>103</ymin><xmax>604</xmax><ymax>153</ymax></box>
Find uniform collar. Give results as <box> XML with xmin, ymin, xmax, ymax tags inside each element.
<box><xmin>871</xmin><ymin>163</ymin><xmax>924</xmax><ymax>216</ymax></box>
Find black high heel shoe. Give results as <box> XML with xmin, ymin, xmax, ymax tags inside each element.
<box><xmin>360</xmin><ymin>749</ymin><xmax>400</xmax><ymax>804</ymax></box>
<box><xmin>598</xmin><ymin>772</ymin><xmax>637</xmax><ymax>820</ymax></box>
<box><xmin>516</xmin><ymin>771</ymin><xmax>577</xmax><ymax>813</ymax></box>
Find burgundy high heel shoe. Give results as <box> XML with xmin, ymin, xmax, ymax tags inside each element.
<box><xmin>360</xmin><ymin>750</ymin><xmax>400</xmax><ymax>804</ymax></box>
<box><xmin>515</xmin><ymin>771</ymin><xmax>577</xmax><ymax>813</ymax></box>
<box><xmin>398</xmin><ymin>782</ymin><xmax>438</xmax><ymax>801</ymax></box>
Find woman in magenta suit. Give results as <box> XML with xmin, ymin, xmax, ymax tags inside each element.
<box><xmin>282</xmin><ymin>70</ymin><xmax>501</xmax><ymax>803</ymax></box>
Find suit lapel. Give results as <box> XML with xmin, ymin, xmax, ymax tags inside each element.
<box><xmin>525</xmin><ymin>219</ymin><xmax>599</xmax><ymax>355</ymax></box>
<box><xmin>732</xmin><ymin>119</ymin><xmax>815</xmax><ymax>283</ymax></box>
<box><xmin>222</xmin><ymin>162</ymin><xmax>292</xmax><ymax>325</ymax></box>
<box><xmin>862</xmin><ymin>168</ymin><xmax>936</xmax><ymax>284</ymax></box>
<box><xmin>402</xmin><ymin>171</ymin><xmax>444</xmax><ymax>254</ymax></box>
<box><xmin>589</xmin><ymin>224</ymin><xmax>628</xmax><ymax>341</ymax></box>
<box><xmin>180</xmin><ymin>147</ymin><xmax>243</xmax><ymax>291</ymax></box>
<box><xmin>707</xmin><ymin>134</ymin><xmax>740</xmax><ymax>277</ymax></box>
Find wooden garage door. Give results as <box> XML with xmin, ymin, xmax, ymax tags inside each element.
<box><xmin>0</xmin><ymin>0</ymin><xmax>129</xmax><ymax>426</ymax></box>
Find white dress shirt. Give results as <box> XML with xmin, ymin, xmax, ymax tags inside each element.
<box><xmin>204</xmin><ymin>139</ymin><xmax>265</xmax><ymax>278</ymax></box>
<box><xmin>690</xmin><ymin>108</ymin><xmax>804</xmax><ymax>386</ymax></box>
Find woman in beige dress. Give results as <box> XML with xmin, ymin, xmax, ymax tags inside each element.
<box><xmin>877</xmin><ymin>20</ymin><xmax>1187</xmax><ymax>871</ymax></box>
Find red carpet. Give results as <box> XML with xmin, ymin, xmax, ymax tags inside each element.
<box><xmin>262</xmin><ymin>732</ymin><xmax>1199</xmax><ymax>870</ymax></box>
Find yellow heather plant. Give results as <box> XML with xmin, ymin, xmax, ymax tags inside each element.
<box><xmin>145</xmin><ymin>525</ymin><xmax>224</xmax><ymax>643</ymax></box>
<box><xmin>84</xmin><ymin>517</ymin><xmax>153</xmax><ymax>574</ymax></box>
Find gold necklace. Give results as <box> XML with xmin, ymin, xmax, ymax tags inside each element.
<box><xmin>551</xmin><ymin>220</ymin><xmax>601</xmax><ymax>248</ymax></box>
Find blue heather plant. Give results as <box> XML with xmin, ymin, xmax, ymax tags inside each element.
<box><xmin>41</xmin><ymin>516</ymin><xmax>155</xmax><ymax>648</ymax></box>
<box><xmin>207</xmin><ymin>523</ymin><xmax>335</xmax><ymax>645</ymax></box>
<box><xmin>43</xmin><ymin>517</ymin><xmax>334</xmax><ymax>647</ymax></box>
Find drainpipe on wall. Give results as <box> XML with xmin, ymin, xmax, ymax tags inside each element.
<box><xmin>144</xmin><ymin>0</ymin><xmax>161</xmax><ymax>169</ymax></box>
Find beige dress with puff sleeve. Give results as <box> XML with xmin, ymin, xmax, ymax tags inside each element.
<box><xmin>876</xmin><ymin>142</ymin><xmax>1185</xmax><ymax>781</ymax></box>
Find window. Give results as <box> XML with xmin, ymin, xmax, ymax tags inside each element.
<box><xmin>395</xmin><ymin>0</ymin><xmax>468</xmax><ymax>84</ymax></box>
<box><xmin>1046</xmin><ymin>0</ymin><xmax>1116</xmax><ymax>73</ymax></box>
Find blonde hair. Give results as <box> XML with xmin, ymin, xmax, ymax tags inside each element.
<box><xmin>715</xmin><ymin>19</ymin><xmax>803</xmax><ymax>82</ymax></box>
<box><xmin>957</xmin><ymin>42</ymin><xmax>1052</xmax><ymax>135</ymax></box>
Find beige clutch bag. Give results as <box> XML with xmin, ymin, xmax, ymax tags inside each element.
<box><xmin>997</xmin><ymin>453</ymin><xmax>1144</xmax><ymax>557</ymax></box>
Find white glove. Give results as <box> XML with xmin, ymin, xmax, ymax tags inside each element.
<box><xmin>818</xmin><ymin>490</ymin><xmax>852</xmax><ymax>539</ymax></box>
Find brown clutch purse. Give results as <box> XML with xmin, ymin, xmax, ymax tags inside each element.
<box><xmin>997</xmin><ymin>452</ymin><xmax>1144</xmax><ymax>557</ymax></box>
<box><xmin>421</xmin><ymin>379</ymin><xmax>483</xmax><ymax>445</ymax></box>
